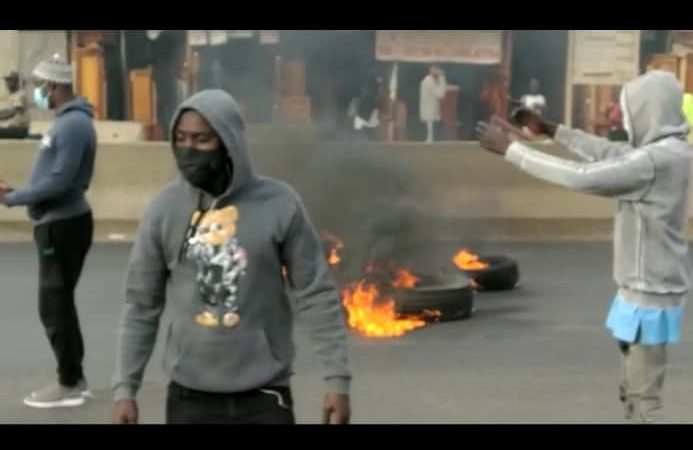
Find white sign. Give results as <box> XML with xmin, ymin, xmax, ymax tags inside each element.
<box><xmin>376</xmin><ymin>30</ymin><xmax>502</xmax><ymax>64</ymax></box>
<box><xmin>188</xmin><ymin>31</ymin><xmax>244</xmax><ymax>46</ymax></box>
<box><xmin>228</xmin><ymin>30</ymin><xmax>254</xmax><ymax>39</ymax></box>
<box><xmin>209</xmin><ymin>31</ymin><xmax>229</xmax><ymax>45</ymax></box>
<box><xmin>188</xmin><ymin>31</ymin><xmax>209</xmax><ymax>46</ymax></box>
<box><xmin>259</xmin><ymin>30</ymin><xmax>279</xmax><ymax>44</ymax></box>
<box><xmin>570</xmin><ymin>30</ymin><xmax>640</xmax><ymax>85</ymax></box>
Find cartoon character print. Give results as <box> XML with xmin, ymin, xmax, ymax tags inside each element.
<box><xmin>186</xmin><ymin>205</ymin><xmax>248</xmax><ymax>328</ymax></box>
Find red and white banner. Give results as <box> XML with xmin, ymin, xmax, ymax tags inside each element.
<box><xmin>376</xmin><ymin>30</ymin><xmax>503</xmax><ymax>64</ymax></box>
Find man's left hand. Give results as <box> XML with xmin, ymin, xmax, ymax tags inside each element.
<box><xmin>0</xmin><ymin>181</ymin><xmax>13</xmax><ymax>205</ymax></box>
<box><xmin>322</xmin><ymin>392</ymin><xmax>350</xmax><ymax>424</ymax></box>
<box><xmin>476</xmin><ymin>120</ymin><xmax>512</xmax><ymax>156</ymax></box>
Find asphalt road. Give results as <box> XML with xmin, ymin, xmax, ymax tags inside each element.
<box><xmin>1</xmin><ymin>241</ymin><xmax>692</xmax><ymax>424</ymax></box>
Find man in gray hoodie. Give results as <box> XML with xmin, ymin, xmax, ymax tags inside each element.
<box><xmin>0</xmin><ymin>55</ymin><xmax>97</xmax><ymax>408</ymax></box>
<box><xmin>112</xmin><ymin>90</ymin><xmax>352</xmax><ymax>424</ymax></box>
<box><xmin>476</xmin><ymin>70</ymin><xmax>691</xmax><ymax>423</ymax></box>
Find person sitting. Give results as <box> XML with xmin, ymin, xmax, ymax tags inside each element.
<box><xmin>351</xmin><ymin>77</ymin><xmax>382</xmax><ymax>141</ymax></box>
<box><xmin>520</xmin><ymin>78</ymin><xmax>547</xmax><ymax>116</ymax></box>
<box><xmin>0</xmin><ymin>71</ymin><xmax>30</xmax><ymax>139</ymax></box>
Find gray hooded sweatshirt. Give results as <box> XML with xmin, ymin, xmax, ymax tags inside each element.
<box><xmin>506</xmin><ymin>70</ymin><xmax>691</xmax><ymax>308</ymax></box>
<box><xmin>113</xmin><ymin>90</ymin><xmax>351</xmax><ymax>400</ymax></box>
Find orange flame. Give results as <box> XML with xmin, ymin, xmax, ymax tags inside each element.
<box><xmin>322</xmin><ymin>231</ymin><xmax>344</xmax><ymax>266</ymax></box>
<box><xmin>452</xmin><ymin>248</ymin><xmax>489</xmax><ymax>271</ymax></box>
<box><xmin>328</xmin><ymin>248</ymin><xmax>341</xmax><ymax>266</ymax></box>
<box><xmin>320</xmin><ymin>231</ymin><xmax>437</xmax><ymax>337</ymax></box>
<box><xmin>341</xmin><ymin>281</ymin><xmax>426</xmax><ymax>338</ymax></box>
<box><xmin>391</xmin><ymin>268</ymin><xmax>420</xmax><ymax>289</ymax></box>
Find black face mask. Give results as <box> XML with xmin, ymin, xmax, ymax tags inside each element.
<box><xmin>173</xmin><ymin>146</ymin><xmax>230</xmax><ymax>196</ymax></box>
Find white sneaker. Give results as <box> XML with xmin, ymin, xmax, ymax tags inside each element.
<box><xmin>23</xmin><ymin>383</ymin><xmax>85</xmax><ymax>409</ymax></box>
<box><xmin>77</xmin><ymin>378</ymin><xmax>94</xmax><ymax>399</ymax></box>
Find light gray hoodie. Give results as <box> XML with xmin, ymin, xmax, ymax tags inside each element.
<box><xmin>112</xmin><ymin>90</ymin><xmax>351</xmax><ymax>400</ymax></box>
<box><xmin>506</xmin><ymin>71</ymin><xmax>691</xmax><ymax>308</ymax></box>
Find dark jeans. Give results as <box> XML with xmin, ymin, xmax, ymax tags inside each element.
<box><xmin>152</xmin><ymin>66</ymin><xmax>178</xmax><ymax>140</ymax></box>
<box><xmin>166</xmin><ymin>381</ymin><xmax>296</xmax><ymax>424</ymax></box>
<box><xmin>353</xmin><ymin>127</ymin><xmax>376</xmax><ymax>141</ymax></box>
<box><xmin>33</xmin><ymin>212</ymin><xmax>93</xmax><ymax>387</ymax></box>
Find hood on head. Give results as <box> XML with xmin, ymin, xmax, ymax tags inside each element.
<box><xmin>620</xmin><ymin>70</ymin><xmax>689</xmax><ymax>147</ymax></box>
<box><xmin>169</xmin><ymin>89</ymin><xmax>254</xmax><ymax>195</ymax></box>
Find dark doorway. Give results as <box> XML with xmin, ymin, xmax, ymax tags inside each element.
<box><xmin>510</xmin><ymin>30</ymin><xmax>568</xmax><ymax>123</ymax></box>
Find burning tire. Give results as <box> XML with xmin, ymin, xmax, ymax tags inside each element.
<box><xmin>395</xmin><ymin>275</ymin><xmax>474</xmax><ymax>322</ymax></box>
<box><xmin>463</xmin><ymin>255</ymin><xmax>519</xmax><ymax>291</ymax></box>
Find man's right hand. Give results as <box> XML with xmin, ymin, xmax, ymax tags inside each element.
<box><xmin>490</xmin><ymin>116</ymin><xmax>535</xmax><ymax>142</ymax></box>
<box><xmin>511</xmin><ymin>107</ymin><xmax>556</xmax><ymax>137</ymax></box>
<box><xmin>113</xmin><ymin>399</ymin><xmax>138</xmax><ymax>424</ymax></box>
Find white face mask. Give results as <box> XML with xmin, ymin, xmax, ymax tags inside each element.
<box><xmin>33</xmin><ymin>83</ymin><xmax>50</xmax><ymax>110</ymax></box>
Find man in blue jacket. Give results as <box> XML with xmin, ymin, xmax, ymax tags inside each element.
<box><xmin>0</xmin><ymin>55</ymin><xmax>97</xmax><ymax>408</ymax></box>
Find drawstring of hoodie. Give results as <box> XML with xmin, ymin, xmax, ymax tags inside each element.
<box><xmin>178</xmin><ymin>192</ymin><xmax>208</xmax><ymax>263</ymax></box>
<box><xmin>177</xmin><ymin>191</ymin><xmax>226</xmax><ymax>263</ymax></box>
<box><xmin>176</xmin><ymin>163</ymin><xmax>233</xmax><ymax>263</ymax></box>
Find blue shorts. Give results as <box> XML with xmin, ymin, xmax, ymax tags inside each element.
<box><xmin>606</xmin><ymin>296</ymin><xmax>684</xmax><ymax>345</ymax></box>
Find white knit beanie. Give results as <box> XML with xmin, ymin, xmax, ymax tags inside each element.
<box><xmin>32</xmin><ymin>54</ymin><xmax>73</xmax><ymax>85</ymax></box>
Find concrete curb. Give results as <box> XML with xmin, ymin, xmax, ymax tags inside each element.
<box><xmin>0</xmin><ymin>218</ymin><xmax>620</xmax><ymax>243</ymax></box>
<box><xmin>4</xmin><ymin>218</ymin><xmax>693</xmax><ymax>244</ymax></box>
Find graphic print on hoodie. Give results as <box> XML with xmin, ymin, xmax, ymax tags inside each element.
<box><xmin>186</xmin><ymin>204</ymin><xmax>249</xmax><ymax>328</ymax></box>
